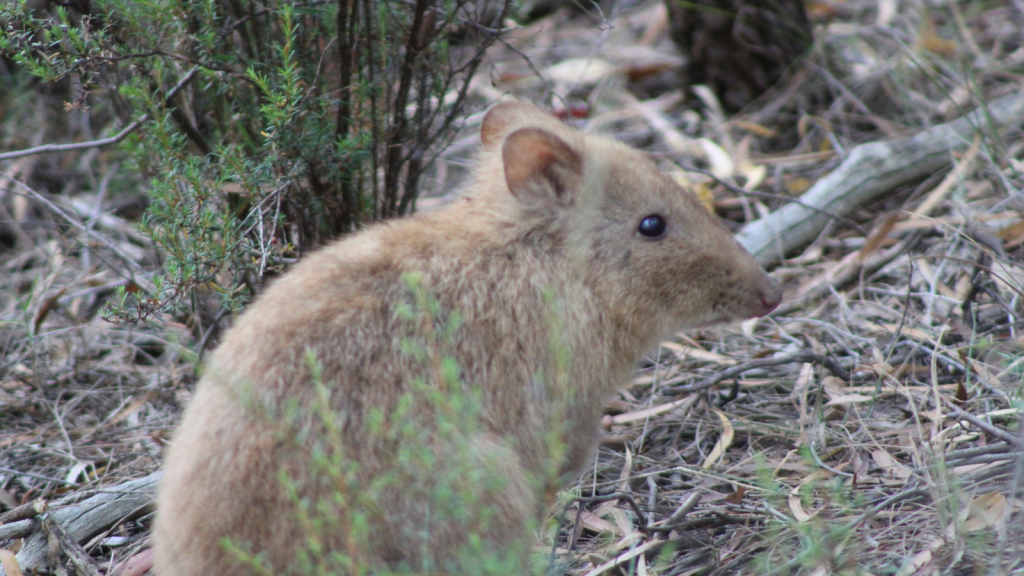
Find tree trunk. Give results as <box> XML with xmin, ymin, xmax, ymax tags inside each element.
<box><xmin>666</xmin><ymin>0</ymin><xmax>813</xmax><ymax>113</ymax></box>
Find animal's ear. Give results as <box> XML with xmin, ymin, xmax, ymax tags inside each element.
<box><xmin>481</xmin><ymin>101</ymin><xmax>560</xmax><ymax>150</ymax></box>
<box><xmin>502</xmin><ymin>127</ymin><xmax>583</xmax><ymax>209</ymax></box>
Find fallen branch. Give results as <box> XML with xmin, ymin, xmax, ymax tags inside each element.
<box><xmin>736</xmin><ymin>92</ymin><xmax>1024</xmax><ymax>266</ymax></box>
<box><xmin>683</xmin><ymin>165</ymin><xmax>866</xmax><ymax>234</ymax></box>
<box><xmin>1</xmin><ymin>472</ymin><xmax>161</xmax><ymax>576</ymax></box>
<box><xmin>942</xmin><ymin>399</ymin><xmax>1022</xmax><ymax>448</ymax></box>
<box><xmin>769</xmin><ymin>229</ymin><xmax>923</xmax><ymax>316</ymax></box>
<box><xmin>0</xmin><ymin>67</ymin><xmax>199</xmax><ymax>162</ymax></box>
<box><xmin>0</xmin><ymin>499</ymin><xmax>46</xmax><ymax>525</ymax></box>
<box><xmin>41</xmin><ymin>515</ymin><xmax>102</xmax><ymax>576</ymax></box>
<box><xmin>1</xmin><ymin>175</ymin><xmax>145</xmax><ymax>277</ymax></box>
<box><xmin>664</xmin><ymin>350</ymin><xmax>850</xmax><ymax>395</ymax></box>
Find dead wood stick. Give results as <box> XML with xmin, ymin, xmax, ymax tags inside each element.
<box><xmin>0</xmin><ymin>117</ymin><xmax>148</xmax><ymax>162</ymax></box>
<box><xmin>1</xmin><ymin>472</ymin><xmax>161</xmax><ymax>576</ymax></box>
<box><xmin>0</xmin><ymin>67</ymin><xmax>199</xmax><ymax>162</ymax></box>
<box><xmin>0</xmin><ymin>499</ymin><xmax>46</xmax><ymax>525</ymax></box>
<box><xmin>0</xmin><ymin>521</ymin><xmax>33</xmax><ymax>541</ymax></box>
<box><xmin>660</xmin><ymin>490</ymin><xmax>703</xmax><ymax>527</ymax></box>
<box><xmin>682</xmin><ymin>165</ymin><xmax>866</xmax><ymax>234</ymax></box>
<box><xmin>736</xmin><ymin>92</ymin><xmax>1024</xmax><ymax>266</ymax></box>
<box><xmin>769</xmin><ymin>230</ymin><xmax>922</xmax><ymax>316</ymax></box>
<box><xmin>664</xmin><ymin>350</ymin><xmax>850</xmax><ymax>395</ymax></box>
<box><xmin>40</xmin><ymin>516</ymin><xmax>102</xmax><ymax>576</ymax></box>
<box><xmin>942</xmin><ymin>399</ymin><xmax>1022</xmax><ymax>448</ymax></box>
<box><xmin>0</xmin><ymin>175</ymin><xmax>146</xmax><ymax>277</ymax></box>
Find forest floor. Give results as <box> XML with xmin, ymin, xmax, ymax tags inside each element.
<box><xmin>2</xmin><ymin>1</ymin><xmax>1024</xmax><ymax>575</ymax></box>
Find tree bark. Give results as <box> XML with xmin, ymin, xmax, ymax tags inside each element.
<box><xmin>666</xmin><ymin>0</ymin><xmax>813</xmax><ymax>112</ymax></box>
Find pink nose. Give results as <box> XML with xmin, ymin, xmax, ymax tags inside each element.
<box><xmin>756</xmin><ymin>282</ymin><xmax>782</xmax><ymax>315</ymax></box>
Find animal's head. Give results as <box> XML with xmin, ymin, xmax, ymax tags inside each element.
<box><xmin>480</xmin><ymin>101</ymin><xmax>780</xmax><ymax>338</ymax></box>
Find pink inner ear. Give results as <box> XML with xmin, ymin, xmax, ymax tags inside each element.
<box><xmin>502</xmin><ymin>128</ymin><xmax>582</xmax><ymax>209</ymax></box>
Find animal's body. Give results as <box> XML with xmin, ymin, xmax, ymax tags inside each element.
<box><xmin>153</xmin><ymin>101</ymin><xmax>781</xmax><ymax>575</ymax></box>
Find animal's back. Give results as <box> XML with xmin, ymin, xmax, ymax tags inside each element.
<box><xmin>154</xmin><ymin>206</ymin><xmax>619</xmax><ymax>575</ymax></box>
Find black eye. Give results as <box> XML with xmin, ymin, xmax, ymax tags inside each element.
<box><xmin>637</xmin><ymin>215</ymin><xmax>667</xmax><ymax>238</ymax></box>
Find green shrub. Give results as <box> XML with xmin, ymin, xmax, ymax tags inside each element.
<box><xmin>1</xmin><ymin>0</ymin><xmax>510</xmax><ymax>325</ymax></box>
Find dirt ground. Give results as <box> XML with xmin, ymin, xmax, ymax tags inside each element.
<box><xmin>2</xmin><ymin>1</ymin><xmax>1024</xmax><ymax>574</ymax></box>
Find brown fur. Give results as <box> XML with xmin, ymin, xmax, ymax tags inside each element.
<box><xmin>153</xmin><ymin>101</ymin><xmax>781</xmax><ymax>575</ymax></box>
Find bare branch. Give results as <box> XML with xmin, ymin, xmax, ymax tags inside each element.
<box><xmin>0</xmin><ymin>67</ymin><xmax>199</xmax><ymax>162</ymax></box>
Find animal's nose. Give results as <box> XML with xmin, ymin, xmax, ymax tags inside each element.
<box><xmin>756</xmin><ymin>280</ymin><xmax>782</xmax><ymax>315</ymax></box>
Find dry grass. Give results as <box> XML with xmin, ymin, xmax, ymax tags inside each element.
<box><xmin>2</xmin><ymin>1</ymin><xmax>1024</xmax><ymax>575</ymax></box>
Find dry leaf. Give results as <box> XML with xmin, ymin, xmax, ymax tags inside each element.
<box><xmin>983</xmin><ymin>408</ymin><xmax>1021</xmax><ymax>419</ymax></box>
<box><xmin>608</xmin><ymin>528</ymin><xmax>646</xmax><ymax>553</ymax></box>
<box><xmin>737</xmin><ymin>162</ymin><xmax>766</xmax><ymax>190</ymax></box>
<box><xmin>863</xmin><ymin>322</ymin><xmax>939</xmax><ymax>343</ymax></box>
<box><xmin>786</xmin><ymin>177</ymin><xmax>811</xmax><ymax>194</ymax></box>
<box><xmin>577</xmin><ymin>510</ymin><xmax>620</xmax><ymax>535</ymax></box>
<box><xmin>0</xmin><ymin>549</ymin><xmax>24</xmax><ymax>576</ymax></box>
<box><xmin>609</xmin><ymin>506</ymin><xmax>634</xmax><ymax>537</ymax></box>
<box><xmin>12</xmin><ymin>195</ymin><xmax>28</xmax><ymax>223</ymax></box>
<box><xmin>108</xmin><ymin>549</ymin><xmax>155</xmax><ymax>576</ymax></box>
<box><xmin>611</xmin><ymin>395</ymin><xmax>696</xmax><ymax>425</ymax></box>
<box><xmin>914</xmin><ymin>134</ymin><xmax>980</xmax><ymax>216</ymax></box>
<box><xmin>698</xmin><ymin>138</ymin><xmax>734</xmax><ymax>179</ymax></box>
<box><xmin>793</xmin><ymin>363</ymin><xmax>815</xmax><ymax>396</ymax></box>
<box><xmin>702</xmin><ymin>409</ymin><xmax>735</xmax><ymax>469</ymax></box>
<box><xmin>859</xmin><ymin>212</ymin><xmax>900</xmax><ymax>259</ymax></box>
<box><xmin>991</xmin><ymin>260</ymin><xmax>1024</xmax><ymax>296</ymax></box>
<box><xmin>637</xmin><ymin>1</ymin><xmax>668</xmax><ymax>45</ymax></box>
<box><xmin>660</xmin><ymin>341</ymin><xmax>737</xmax><ymax>365</ymax></box>
<box><xmin>794</xmin><ymin>363</ymin><xmax>815</xmax><ymax>425</ymax></box>
<box><xmin>618</xmin><ymin>446</ymin><xmax>633</xmax><ymax>492</ymax></box>
<box><xmin>788</xmin><ymin>485</ymin><xmax>812</xmax><ymax>522</ymax></box>
<box><xmin>543</xmin><ymin>58</ymin><xmax>617</xmax><ymax>85</ymax></box>
<box><xmin>997</xmin><ymin>220</ymin><xmax>1024</xmax><ymax>244</ymax></box>
<box><xmin>916</xmin><ymin>259</ymin><xmax>955</xmax><ymax>297</ymax></box>
<box><xmin>953</xmin><ymin>274</ymin><xmax>973</xmax><ymax>300</ymax></box>
<box><xmin>797</xmin><ymin>115</ymin><xmax>811</xmax><ymax>138</ymax></box>
<box><xmin>919</xmin><ymin>13</ymin><xmax>957</xmax><ymax>56</ymax></box>
<box><xmin>731</xmin><ymin>120</ymin><xmax>777</xmax><ymax>138</ymax></box>
<box><xmin>694</xmin><ymin>182</ymin><xmax>716</xmax><ymax>212</ymax></box>
<box><xmin>895</xmin><ymin>536</ymin><xmax>943</xmax><ymax>576</ymax></box>
<box><xmin>821</xmin><ymin>376</ymin><xmax>846</xmax><ymax>400</ymax></box>
<box><xmin>734</xmin><ymin>134</ymin><xmax>752</xmax><ymax>166</ymax></box>
<box><xmin>872</xmin><ymin>449</ymin><xmax>911</xmax><ymax>485</ymax></box>
<box><xmin>637</xmin><ymin>553</ymin><xmax>649</xmax><ymax>576</ymax></box>
<box><xmin>825</xmin><ymin>394</ymin><xmax>874</xmax><ymax>407</ymax></box>
<box><xmin>954</xmin><ymin>381</ymin><xmax>968</xmax><ymax>405</ymax></box>
<box><xmin>740</xmin><ymin>316</ymin><xmax>760</xmax><ymax>336</ymax></box>
<box><xmin>725</xmin><ymin>485</ymin><xmax>746</xmax><ymax>505</ymax></box>
<box><xmin>876</xmin><ymin>0</ymin><xmax>897</xmax><ymax>26</ymax></box>
<box><xmin>807</xmin><ymin>1</ymin><xmax>839</xmax><ymax>19</ymax></box>
<box><xmin>624</xmin><ymin>61</ymin><xmax>674</xmax><ymax>81</ymax></box>
<box><xmin>963</xmin><ymin>492</ymin><xmax>1009</xmax><ymax>532</ymax></box>
<box><xmin>583</xmin><ymin>539</ymin><xmax>661</xmax><ymax>576</ymax></box>
<box><xmin>669</xmin><ymin>172</ymin><xmax>716</xmax><ymax>213</ymax></box>
<box><xmin>32</xmin><ymin>286</ymin><xmax>69</xmax><ymax>335</ymax></box>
